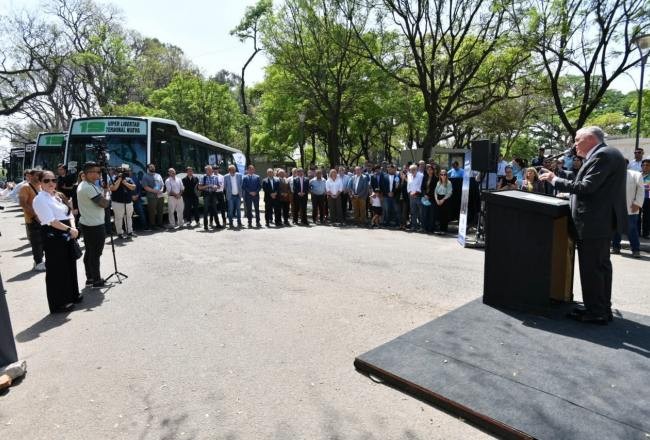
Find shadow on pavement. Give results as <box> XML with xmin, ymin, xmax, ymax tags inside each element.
<box><xmin>5</xmin><ymin>270</ymin><xmax>40</xmax><ymax>283</ymax></box>
<box><xmin>14</xmin><ymin>289</ymin><xmax>106</xmax><ymax>342</ymax></box>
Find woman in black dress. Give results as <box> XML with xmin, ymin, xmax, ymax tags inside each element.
<box><xmin>32</xmin><ymin>170</ymin><xmax>81</xmax><ymax>313</ymax></box>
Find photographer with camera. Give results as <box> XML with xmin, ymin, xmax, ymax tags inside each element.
<box><xmin>109</xmin><ymin>165</ymin><xmax>136</xmax><ymax>240</ymax></box>
<box><xmin>77</xmin><ymin>162</ymin><xmax>109</xmax><ymax>288</ymax></box>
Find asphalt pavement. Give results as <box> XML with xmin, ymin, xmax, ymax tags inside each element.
<box><xmin>0</xmin><ymin>203</ymin><xmax>648</xmax><ymax>439</ymax></box>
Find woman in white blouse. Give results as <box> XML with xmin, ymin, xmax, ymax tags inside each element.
<box><xmin>434</xmin><ymin>169</ymin><xmax>453</xmax><ymax>234</ymax></box>
<box><xmin>32</xmin><ymin>170</ymin><xmax>81</xmax><ymax>313</ymax></box>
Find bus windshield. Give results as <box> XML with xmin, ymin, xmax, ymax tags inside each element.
<box><xmin>67</xmin><ymin>135</ymin><xmax>147</xmax><ymax>176</ymax></box>
<box><xmin>33</xmin><ymin>145</ymin><xmax>65</xmax><ymax>171</ymax></box>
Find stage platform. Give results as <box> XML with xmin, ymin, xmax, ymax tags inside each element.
<box><xmin>355</xmin><ymin>300</ymin><xmax>650</xmax><ymax>439</ymax></box>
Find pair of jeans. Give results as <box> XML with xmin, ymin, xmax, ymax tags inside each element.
<box><xmin>79</xmin><ymin>224</ymin><xmax>105</xmax><ymax>282</ymax></box>
<box><xmin>612</xmin><ymin>214</ymin><xmax>640</xmax><ymax>252</ymax></box>
<box><xmin>409</xmin><ymin>196</ymin><xmax>422</xmax><ymax>229</ymax></box>
<box><xmin>228</xmin><ymin>195</ymin><xmax>242</xmax><ymax>224</ymax></box>
<box><xmin>382</xmin><ymin>196</ymin><xmax>398</xmax><ymax>226</ymax></box>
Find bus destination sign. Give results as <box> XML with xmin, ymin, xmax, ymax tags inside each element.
<box><xmin>37</xmin><ymin>134</ymin><xmax>65</xmax><ymax>147</ymax></box>
<box><xmin>71</xmin><ymin>119</ymin><xmax>147</xmax><ymax>136</ymax></box>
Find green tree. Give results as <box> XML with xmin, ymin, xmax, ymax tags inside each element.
<box><xmin>231</xmin><ymin>0</ymin><xmax>273</xmax><ymax>166</ymax></box>
<box><xmin>149</xmin><ymin>73</ymin><xmax>242</xmax><ymax>145</ymax></box>
<box><xmin>263</xmin><ymin>0</ymin><xmax>369</xmax><ymax>167</ymax></box>
<box><xmin>349</xmin><ymin>0</ymin><xmax>529</xmax><ymax>160</ymax></box>
<box><xmin>515</xmin><ymin>0</ymin><xmax>649</xmax><ymax>138</ymax></box>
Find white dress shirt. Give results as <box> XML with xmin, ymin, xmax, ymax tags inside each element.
<box><xmin>229</xmin><ymin>174</ymin><xmax>239</xmax><ymax>195</ymax></box>
<box><xmin>165</xmin><ymin>176</ymin><xmax>184</xmax><ymax>196</ymax></box>
<box><xmin>628</xmin><ymin>160</ymin><xmax>643</xmax><ymax>172</ymax></box>
<box><xmin>326</xmin><ymin>177</ymin><xmax>343</xmax><ymax>196</ymax></box>
<box><xmin>407</xmin><ymin>172</ymin><xmax>423</xmax><ymax>194</ymax></box>
<box><xmin>33</xmin><ymin>191</ymin><xmax>72</xmax><ymax>226</ymax></box>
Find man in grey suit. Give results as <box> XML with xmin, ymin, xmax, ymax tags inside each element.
<box><xmin>540</xmin><ymin>126</ymin><xmax>626</xmax><ymax>325</ymax></box>
<box><xmin>224</xmin><ymin>164</ymin><xmax>243</xmax><ymax>228</ymax></box>
<box><xmin>350</xmin><ymin>166</ymin><xmax>370</xmax><ymax>225</ymax></box>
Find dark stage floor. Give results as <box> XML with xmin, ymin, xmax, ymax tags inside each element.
<box><xmin>355</xmin><ymin>300</ymin><xmax>650</xmax><ymax>440</ymax></box>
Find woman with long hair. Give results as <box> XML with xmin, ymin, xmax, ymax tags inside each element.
<box><xmin>522</xmin><ymin>167</ymin><xmax>545</xmax><ymax>193</ymax></box>
<box><xmin>420</xmin><ymin>165</ymin><xmax>438</xmax><ymax>232</ymax></box>
<box><xmin>435</xmin><ymin>168</ymin><xmax>453</xmax><ymax>233</ymax></box>
<box><xmin>32</xmin><ymin>170</ymin><xmax>81</xmax><ymax>313</ymax></box>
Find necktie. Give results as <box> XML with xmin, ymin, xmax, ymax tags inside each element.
<box><xmin>300</xmin><ymin>178</ymin><xmax>303</xmax><ymax>193</ymax></box>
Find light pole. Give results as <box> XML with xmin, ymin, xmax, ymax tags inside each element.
<box><xmin>632</xmin><ymin>34</ymin><xmax>650</xmax><ymax>151</ymax></box>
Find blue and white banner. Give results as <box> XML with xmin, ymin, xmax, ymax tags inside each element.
<box><xmin>457</xmin><ymin>151</ymin><xmax>472</xmax><ymax>247</ymax></box>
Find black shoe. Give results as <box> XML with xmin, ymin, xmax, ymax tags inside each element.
<box><xmin>73</xmin><ymin>295</ymin><xmax>83</xmax><ymax>304</ymax></box>
<box><xmin>256</xmin><ymin>222</ymin><xmax>261</xmax><ymax>228</ymax></box>
<box><xmin>611</xmin><ymin>248</ymin><xmax>621</xmax><ymax>254</ymax></box>
<box><xmin>572</xmin><ymin>306</ymin><xmax>614</xmax><ymax>322</ymax></box>
<box><xmin>567</xmin><ymin>311</ymin><xmax>608</xmax><ymax>325</ymax></box>
<box><xmin>85</xmin><ymin>279</ymin><xmax>95</xmax><ymax>287</ymax></box>
<box><xmin>51</xmin><ymin>303</ymin><xmax>74</xmax><ymax>314</ymax></box>
<box><xmin>92</xmin><ymin>279</ymin><xmax>106</xmax><ymax>288</ymax></box>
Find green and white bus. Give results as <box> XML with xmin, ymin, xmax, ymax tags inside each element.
<box><xmin>32</xmin><ymin>132</ymin><xmax>67</xmax><ymax>171</ymax></box>
<box><xmin>64</xmin><ymin>117</ymin><xmax>245</xmax><ymax>178</ymax></box>
<box><xmin>7</xmin><ymin>147</ymin><xmax>25</xmax><ymax>182</ymax></box>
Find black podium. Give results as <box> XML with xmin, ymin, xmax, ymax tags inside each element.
<box><xmin>483</xmin><ymin>190</ymin><xmax>575</xmax><ymax>312</ymax></box>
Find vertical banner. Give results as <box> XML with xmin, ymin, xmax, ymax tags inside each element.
<box><xmin>233</xmin><ymin>152</ymin><xmax>246</xmax><ymax>174</ymax></box>
<box><xmin>457</xmin><ymin>151</ymin><xmax>472</xmax><ymax>247</ymax></box>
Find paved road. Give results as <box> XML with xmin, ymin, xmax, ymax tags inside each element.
<box><xmin>1</xmin><ymin>203</ymin><xmax>648</xmax><ymax>439</ymax></box>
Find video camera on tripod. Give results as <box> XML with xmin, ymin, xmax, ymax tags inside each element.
<box><xmin>86</xmin><ymin>136</ymin><xmax>110</xmax><ymax>186</ymax></box>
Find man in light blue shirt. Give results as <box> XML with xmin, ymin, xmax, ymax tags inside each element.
<box><xmin>448</xmin><ymin>161</ymin><xmax>465</xmax><ymax>178</ymax></box>
<box><xmin>309</xmin><ymin>169</ymin><xmax>327</xmax><ymax>223</ymax></box>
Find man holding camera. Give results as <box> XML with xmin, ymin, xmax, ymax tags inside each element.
<box><xmin>108</xmin><ymin>166</ymin><xmax>136</xmax><ymax>240</ymax></box>
<box><xmin>77</xmin><ymin>162</ymin><xmax>109</xmax><ymax>288</ymax></box>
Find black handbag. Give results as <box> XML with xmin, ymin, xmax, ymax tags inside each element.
<box><xmin>72</xmin><ymin>239</ymin><xmax>83</xmax><ymax>260</ymax></box>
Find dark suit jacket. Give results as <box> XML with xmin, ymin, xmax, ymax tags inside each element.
<box><xmin>242</xmin><ymin>173</ymin><xmax>262</xmax><ymax>195</ymax></box>
<box><xmin>381</xmin><ymin>173</ymin><xmax>400</xmax><ymax>196</ymax></box>
<box><xmin>420</xmin><ymin>175</ymin><xmax>437</xmax><ymax>199</ymax></box>
<box><xmin>262</xmin><ymin>177</ymin><xmax>279</xmax><ymax>202</ymax></box>
<box><xmin>349</xmin><ymin>174</ymin><xmax>370</xmax><ymax>198</ymax></box>
<box><xmin>553</xmin><ymin>143</ymin><xmax>627</xmax><ymax>240</ymax></box>
<box><xmin>370</xmin><ymin>173</ymin><xmax>384</xmax><ymax>193</ymax></box>
<box><xmin>292</xmin><ymin>176</ymin><xmax>309</xmax><ymax>196</ymax></box>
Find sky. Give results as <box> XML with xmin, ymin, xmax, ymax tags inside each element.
<box><xmin>0</xmin><ymin>0</ymin><xmax>644</xmax><ymax>152</ymax></box>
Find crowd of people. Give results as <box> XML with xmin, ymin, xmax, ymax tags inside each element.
<box><xmin>6</xmin><ymin>139</ymin><xmax>649</xmax><ymax>314</ymax></box>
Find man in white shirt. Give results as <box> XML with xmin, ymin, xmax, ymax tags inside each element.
<box><xmin>164</xmin><ymin>168</ymin><xmax>184</xmax><ymax>228</ymax></box>
<box><xmin>612</xmin><ymin>164</ymin><xmax>645</xmax><ymax>258</ymax></box>
<box><xmin>628</xmin><ymin>148</ymin><xmax>644</xmax><ymax>172</ymax></box>
<box><xmin>326</xmin><ymin>169</ymin><xmax>344</xmax><ymax>224</ymax></box>
<box><xmin>223</xmin><ymin>164</ymin><xmax>243</xmax><ymax>228</ymax></box>
<box><xmin>407</xmin><ymin>164</ymin><xmax>423</xmax><ymax>230</ymax></box>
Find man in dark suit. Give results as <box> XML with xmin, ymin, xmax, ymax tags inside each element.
<box><xmin>262</xmin><ymin>168</ymin><xmax>280</xmax><ymax>227</ymax></box>
<box><xmin>350</xmin><ymin>166</ymin><xmax>370</xmax><ymax>225</ymax></box>
<box><xmin>540</xmin><ymin>126</ymin><xmax>627</xmax><ymax>325</ymax></box>
<box><xmin>381</xmin><ymin>164</ymin><xmax>401</xmax><ymax>227</ymax></box>
<box><xmin>242</xmin><ymin>165</ymin><xmax>262</xmax><ymax>228</ymax></box>
<box><xmin>292</xmin><ymin>168</ymin><xmax>309</xmax><ymax>225</ymax></box>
